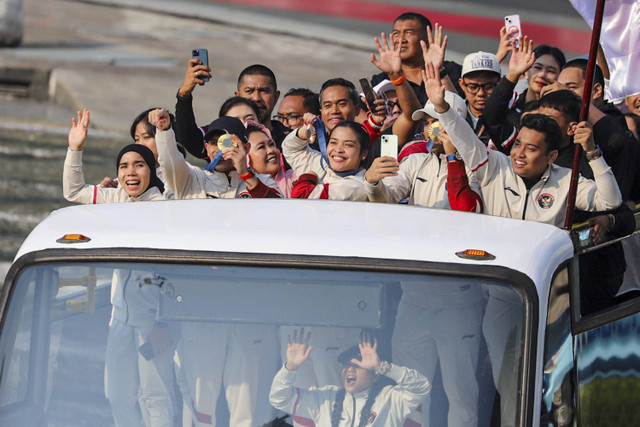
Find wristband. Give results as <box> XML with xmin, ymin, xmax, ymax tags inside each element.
<box><xmin>375</xmin><ymin>360</ymin><xmax>392</xmax><ymax>376</ymax></box>
<box><xmin>446</xmin><ymin>152</ymin><xmax>462</xmax><ymax>162</ymax></box>
<box><xmin>367</xmin><ymin>114</ymin><xmax>383</xmax><ymax>130</ymax></box>
<box><xmin>585</xmin><ymin>145</ymin><xmax>603</xmax><ymax>161</ymax></box>
<box><xmin>390</xmin><ymin>74</ymin><xmax>406</xmax><ymax>86</ymax></box>
<box><xmin>239</xmin><ymin>171</ymin><xmax>254</xmax><ymax>181</ymax></box>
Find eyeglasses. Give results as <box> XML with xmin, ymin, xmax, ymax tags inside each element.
<box><xmin>462</xmin><ymin>81</ymin><xmax>498</xmax><ymax>94</ymax></box>
<box><xmin>273</xmin><ymin>114</ymin><xmax>304</xmax><ymax>126</ymax></box>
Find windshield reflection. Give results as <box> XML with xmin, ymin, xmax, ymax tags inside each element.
<box><xmin>0</xmin><ymin>263</ymin><xmax>526</xmax><ymax>427</ymax></box>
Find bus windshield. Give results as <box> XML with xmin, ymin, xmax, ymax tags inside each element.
<box><xmin>0</xmin><ymin>261</ymin><xmax>528</xmax><ymax>427</ymax></box>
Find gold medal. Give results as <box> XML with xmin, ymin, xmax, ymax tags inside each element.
<box><xmin>428</xmin><ymin>121</ymin><xmax>443</xmax><ymax>143</ymax></box>
<box><xmin>217</xmin><ymin>134</ymin><xmax>239</xmax><ymax>151</ymax></box>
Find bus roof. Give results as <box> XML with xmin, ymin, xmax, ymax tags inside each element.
<box><xmin>15</xmin><ymin>199</ymin><xmax>574</xmax><ymax>285</ymax></box>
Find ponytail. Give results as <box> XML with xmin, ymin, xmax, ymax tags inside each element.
<box><xmin>331</xmin><ymin>388</ymin><xmax>346</xmax><ymax>427</ymax></box>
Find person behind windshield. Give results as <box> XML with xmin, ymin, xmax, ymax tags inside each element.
<box><xmin>63</xmin><ymin>109</ymin><xmax>178</xmax><ymax>426</ymax></box>
<box><xmin>270</xmin><ymin>329</ymin><xmax>430</xmax><ymax>426</ymax></box>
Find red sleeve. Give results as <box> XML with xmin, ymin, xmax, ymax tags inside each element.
<box><xmin>447</xmin><ymin>160</ymin><xmax>483</xmax><ymax>212</ymax></box>
<box><xmin>247</xmin><ymin>179</ymin><xmax>282</xmax><ymax>198</ymax></box>
<box><xmin>291</xmin><ymin>174</ymin><xmax>330</xmax><ymax>199</ymax></box>
<box><xmin>361</xmin><ymin>115</ymin><xmax>383</xmax><ymax>148</ymax></box>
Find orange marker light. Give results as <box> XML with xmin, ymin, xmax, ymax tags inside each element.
<box><xmin>455</xmin><ymin>249</ymin><xmax>495</xmax><ymax>261</ymax></box>
<box><xmin>56</xmin><ymin>234</ymin><xmax>91</xmax><ymax>244</ymax></box>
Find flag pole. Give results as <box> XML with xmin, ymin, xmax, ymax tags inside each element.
<box><xmin>563</xmin><ymin>0</ymin><xmax>607</xmax><ymax>230</ymax></box>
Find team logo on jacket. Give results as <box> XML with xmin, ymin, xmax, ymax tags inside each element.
<box><xmin>366</xmin><ymin>411</ymin><xmax>377</xmax><ymax>424</ymax></box>
<box><xmin>236</xmin><ymin>191</ymin><xmax>252</xmax><ymax>198</ymax></box>
<box><xmin>538</xmin><ymin>193</ymin><xmax>554</xmax><ymax>209</ymax></box>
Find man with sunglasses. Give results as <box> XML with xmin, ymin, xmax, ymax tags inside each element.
<box><xmin>459</xmin><ymin>51</ymin><xmax>518</xmax><ymax>154</ymax></box>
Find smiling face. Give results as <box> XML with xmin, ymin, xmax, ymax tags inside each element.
<box><xmin>320</xmin><ymin>86</ymin><xmax>359</xmax><ymax>132</ymax></box>
<box><xmin>236</xmin><ymin>74</ymin><xmax>280</xmax><ymax>123</ymax></box>
<box><xmin>625</xmin><ymin>94</ymin><xmax>640</xmax><ymax>115</ymax></box>
<box><xmin>510</xmin><ymin>127</ymin><xmax>557</xmax><ymax>179</ymax></box>
<box><xmin>327</xmin><ymin>126</ymin><xmax>366</xmax><ymax>172</ymax></box>
<box><xmin>527</xmin><ymin>54</ymin><xmax>561</xmax><ymax>97</ymax></box>
<box><xmin>390</xmin><ymin>18</ymin><xmax>426</xmax><ymax>64</ymax></box>
<box><xmin>134</xmin><ymin>121</ymin><xmax>158</xmax><ymax>166</ymax></box>
<box><xmin>342</xmin><ymin>363</ymin><xmax>377</xmax><ymax>394</ymax></box>
<box><xmin>248</xmin><ymin>130</ymin><xmax>280</xmax><ymax>177</ymax></box>
<box><xmin>117</xmin><ymin>151</ymin><xmax>151</xmax><ymax>197</ymax></box>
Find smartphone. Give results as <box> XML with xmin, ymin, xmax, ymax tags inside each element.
<box><xmin>191</xmin><ymin>48</ymin><xmax>210</xmax><ymax>82</ymax></box>
<box><xmin>138</xmin><ymin>341</ymin><xmax>154</xmax><ymax>361</ymax></box>
<box><xmin>359</xmin><ymin>78</ymin><xmax>378</xmax><ymax>113</ymax></box>
<box><xmin>504</xmin><ymin>15</ymin><xmax>522</xmax><ymax>48</ymax></box>
<box><xmin>380</xmin><ymin>134</ymin><xmax>398</xmax><ymax>160</ymax></box>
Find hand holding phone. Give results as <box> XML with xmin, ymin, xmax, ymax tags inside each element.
<box><xmin>380</xmin><ymin>134</ymin><xmax>398</xmax><ymax>160</ymax></box>
<box><xmin>359</xmin><ymin>78</ymin><xmax>378</xmax><ymax>113</ymax></box>
<box><xmin>504</xmin><ymin>15</ymin><xmax>522</xmax><ymax>48</ymax></box>
<box><xmin>191</xmin><ymin>48</ymin><xmax>210</xmax><ymax>82</ymax></box>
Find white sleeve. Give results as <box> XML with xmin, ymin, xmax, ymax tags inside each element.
<box><xmin>386</xmin><ymin>363</ymin><xmax>432</xmax><ymax>409</ymax></box>
<box><xmin>575</xmin><ymin>156</ymin><xmax>622</xmax><ymax>211</ymax></box>
<box><xmin>437</xmin><ymin>106</ymin><xmax>508</xmax><ymax>185</ymax></box>
<box><xmin>156</xmin><ymin>128</ymin><xmax>202</xmax><ymax>199</ymax></box>
<box><xmin>282</xmin><ymin>129</ymin><xmax>328</xmax><ymax>181</ymax></box>
<box><xmin>62</xmin><ymin>148</ymin><xmax>121</xmax><ymax>204</ymax></box>
<box><xmin>269</xmin><ymin>364</ymin><xmax>299</xmax><ymax>413</ymax></box>
<box><xmin>366</xmin><ymin>155</ymin><xmax>420</xmax><ymax>203</ymax></box>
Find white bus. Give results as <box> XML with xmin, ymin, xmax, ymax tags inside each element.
<box><xmin>1</xmin><ymin>199</ymin><xmax>638</xmax><ymax>426</ymax></box>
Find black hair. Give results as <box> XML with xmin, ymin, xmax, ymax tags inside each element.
<box><xmin>330</xmin><ymin>121</ymin><xmax>370</xmax><ymax>156</ymax></box>
<box><xmin>218</xmin><ymin>96</ymin><xmax>259</xmax><ymax>118</ymax></box>
<box><xmin>237</xmin><ymin>64</ymin><xmax>277</xmax><ymax>90</ymax></box>
<box><xmin>129</xmin><ymin>108</ymin><xmax>175</xmax><ymax>141</ymax></box>
<box><xmin>563</xmin><ymin>58</ymin><xmax>605</xmax><ymax>89</ymax></box>
<box><xmin>394</xmin><ymin>12</ymin><xmax>432</xmax><ymax>32</ymax></box>
<box><xmin>533</xmin><ymin>45</ymin><xmax>566</xmax><ymax>70</ymax></box>
<box><xmin>538</xmin><ymin>90</ymin><xmax>581</xmax><ymax>124</ymax></box>
<box><xmin>129</xmin><ymin>108</ymin><xmax>186</xmax><ymax>158</ymax></box>
<box><xmin>522</xmin><ymin>100</ymin><xmax>540</xmax><ymax>114</ymax></box>
<box><xmin>624</xmin><ymin>113</ymin><xmax>640</xmax><ymax>138</ymax></box>
<box><xmin>519</xmin><ymin>113</ymin><xmax>563</xmax><ymax>153</ymax></box>
<box><xmin>284</xmin><ymin>88</ymin><xmax>321</xmax><ymax>115</ymax></box>
<box><xmin>330</xmin><ymin>380</ymin><xmax>387</xmax><ymax>427</ymax></box>
<box><xmin>320</xmin><ymin>78</ymin><xmax>359</xmax><ymax>107</ymax></box>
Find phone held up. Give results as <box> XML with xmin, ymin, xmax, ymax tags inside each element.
<box><xmin>504</xmin><ymin>15</ymin><xmax>522</xmax><ymax>48</ymax></box>
<box><xmin>359</xmin><ymin>78</ymin><xmax>378</xmax><ymax>114</ymax></box>
<box><xmin>380</xmin><ymin>134</ymin><xmax>398</xmax><ymax>160</ymax></box>
<box><xmin>192</xmin><ymin>48</ymin><xmax>210</xmax><ymax>82</ymax></box>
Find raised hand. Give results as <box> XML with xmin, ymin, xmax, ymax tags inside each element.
<box><xmin>178</xmin><ymin>58</ymin><xmax>212</xmax><ymax>97</ymax></box>
<box><xmin>371</xmin><ymin>32</ymin><xmax>402</xmax><ymax>80</ymax></box>
<box><xmin>351</xmin><ymin>330</ymin><xmax>380</xmax><ymax>371</ymax></box>
<box><xmin>496</xmin><ymin>26</ymin><xmax>519</xmax><ymax>63</ymax></box>
<box><xmin>285</xmin><ymin>328</ymin><xmax>312</xmax><ymax>371</ymax></box>
<box><xmin>421</xmin><ymin>56</ymin><xmax>446</xmax><ymax>110</ymax></box>
<box><xmin>148</xmin><ymin>108</ymin><xmax>171</xmax><ymax>131</ymax></box>
<box><xmin>506</xmin><ymin>35</ymin><xmax>534</xmax><ymax>82</ymax></box>
<box><xmin>68</xmin><ymin>108</ymin><xmax>90</xmax><ymax>151</ymax></box>
<box><xmin>422</xmin><ymin>23</ymin><xmax>448</xmax><ymax>73</ymax></box>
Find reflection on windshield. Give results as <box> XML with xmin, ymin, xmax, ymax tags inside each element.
<box><xmin>0</xmin><ymin>263</ymin><xmax>525</xmax><ymax>427</ymax></box>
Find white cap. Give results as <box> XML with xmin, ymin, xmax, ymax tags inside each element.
<box><xmin>412</xmin><ymin>91</ymin><xmax>467</xmax><ymax>121</ymax></box>
<box><xmin>461</xmin><ymin>51</ymin><xmax>501</xmax><ymax>77</ymax></box>
<box><xmin>372</xmin><ymin>79</ymin><xmax>395</xmax><ymax>96</ymax></box>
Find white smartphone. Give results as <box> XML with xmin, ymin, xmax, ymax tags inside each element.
<box><xmin>380</xmin><ymin>134</ymin><xmax>398</xmax><ymax>160</ymax></box>
<box><xmin>504</xmin><ymin>14</ymin><xmax>522</xmax><ymax>48</ymax></box>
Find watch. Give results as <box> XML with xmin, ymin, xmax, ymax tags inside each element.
<box><xmin>446</xmin><ymin>152</ymin><xmax>463</xmax><ymax>162</ymax></box>
<box><xmin>585</xmin><ymin>145</ymin><xmax>603</xmax><ymax>161</ymax></box>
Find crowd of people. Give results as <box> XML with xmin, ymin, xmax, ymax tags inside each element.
<box><xmin>61</xmin><ymin>10</ymin><xmax>639</xmax><ymax>427</ymax></box>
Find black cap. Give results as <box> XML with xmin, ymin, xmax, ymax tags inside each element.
<box><xmin>204</xmin><ymin>116</ymin><xmax>248</xmax><ymax>143</ymax></box>
<box><xmin>337</xmin><ymin>345</ymin><xmax>361</xmax><ymax>365</ymax></box>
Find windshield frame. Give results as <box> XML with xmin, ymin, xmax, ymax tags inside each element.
<box><xmin>2</xmin><ymin>247</ymin><xmax>540</xmax><ymax>426</ymax></box>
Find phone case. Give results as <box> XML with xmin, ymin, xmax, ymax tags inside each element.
<box><xmin>504</xmin><ymin>15</ymin><xmax>521</xmax><ymax>48</ymax></box>
<box><xmin>192</xmin><ymin>48</ymin><xmax>210</xmax><ymax>82</ymax></box>
<box><xmin>380</xmin><ymin>134</ymin><xmax>398</xmax><ymax>160</ymax></box>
